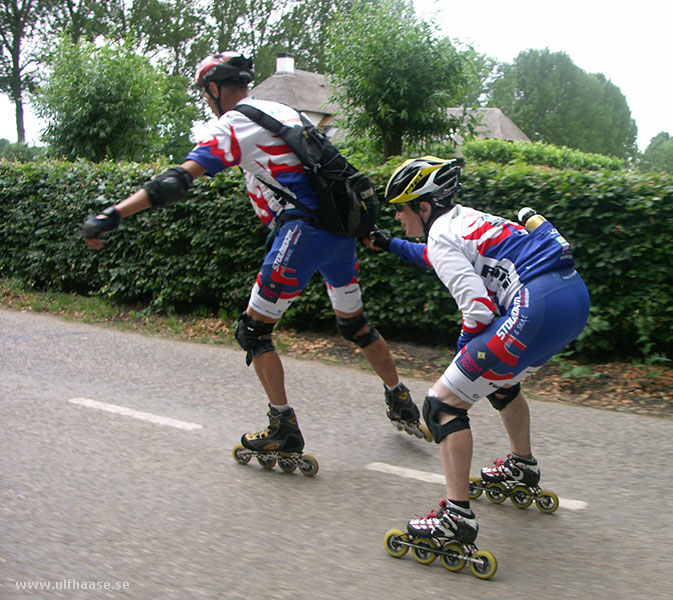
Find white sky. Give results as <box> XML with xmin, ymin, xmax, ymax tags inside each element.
<box><xmin>1</xmin><ymin>0</ymin><xmax>670</xmax><ymax>151</ymax></box>
<box><xmin>413</xmin><ymin>0</ymin><xmax>672</xmax><ymax>151</ymax></box>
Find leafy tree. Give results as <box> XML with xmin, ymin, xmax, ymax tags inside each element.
<box><xmin>0</xmin><ymin>0</ymin><xmax>55</xmax><ymax>142</ymax></box>
<box><xmin>209</xmin><ymin>0</ymin><xmax>291</xmax><ymax>81</ymax></box>
<box><xmin>488</xmin><ymin>49</ymin><xmax>637</xmax><ymax>158</ymax></box>
<box><xmin>157</xmin><ymin>72</ymin><xmax>201</xmax><ymax>160</ymax></box>
<box><xmin>208</xmin><ymin>0</ymin><xmax>245</xmax><ymax>55</ymax></box>
<box><xmin>639</xmin><ymin>132</ymin><xmax>673</xmax><ymax>174</ymax></box>
<box><xmin>34</xmin><ymin>39</ymin><xmax>168</xmax><ymax>161</ymax></box>
<box><xmin>325</xmin><ymin>0</ymin><xmax>469</xmax><ymax>159</ymax></box>
<box><xmin>207</xmin><ymin>0</ymin><xmax>340</xmax><ymax>82</ymax></box>
<box><xmin>257</xmin><ymin>0</ymin><xmax>337</xmax><ymax>78</ymax></box>
<box><xmin>453</xmin><ymin>41</ymin><xmax>496</xmax><ymax>107</ymax></box>
<box><xmin>125</xmin><ymin>0</ymin><xmax>208</xmax><ymax>159</ymax></box>
<box><xmin>0</xmin><ymin>140</ymin><xmax>46</xmax><ymax>161</ymax></box>
<box><xmin>129</xmin><ymin>0</ymin><xmax>209</xmax><ymax>76</ymax></box>
<box><xmin>47</xmin><ymin>0</ymin><xmax>121</xmax><ymax>43</ymax></box>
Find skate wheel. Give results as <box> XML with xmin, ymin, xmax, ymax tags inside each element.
<box><xmin>298</xmin><ymin>455</ymin><xmax>319</xmax><ymax>477</ymax></box>
<box><xmin>469</xmin><ymin>476</ymin><xmax>483</xmax><ymax>499</ymax></box>
<box><xmin>535</xmin><ymin>490</ymin><xmax>559</xmax><ymax>514</ymax></box>
<box><xmin>384</xmin><ymin>529</ymin><xmax>409</xmax><ymax>558</ymax></box>
<box><xmin>411</xmin><ymin>538</ymin><xmax>437</xmax><ymax>565</ymax></box>
<box><xmin>418</xmin><ymin>423</ymin><xmax>433</xmax><ymax>442</ymax></box>
<box><xmin>277</xmin><ymin>455</ymin><xmax>297</xmax><ymax>473</ymax></box>
<box><xmin>232</xmin><ymin>443</ymin><xmax>251</xmax><ymax>465</ymax></box>
<box><xmin>485</xmin><ymin>482</ymin><xmax>508</xmax><ymax>504</ymax></box>
<box><xmin>440</xmin><ymin>542</ymin><xmax>466</xmax><ymax>572</ymax></box>
<box><xmin>470</xmin><ymin>550</ymin><xmax>497</xmax><ymax>579</ymax></box>
<box><xmin>257</xmin><ymin>454</ymin><xmax>276</xmax><ymax>469</ymax></box>
<box><xmin>511</xmin><ymin>485</ymin><xmax>534</xmax><ymax>509</ymax></box>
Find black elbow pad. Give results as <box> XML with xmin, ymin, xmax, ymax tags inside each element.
<box><xmin>143</xmin><ymin>166</ymin><xmax>193</xmax><ymax>208</ymax></box>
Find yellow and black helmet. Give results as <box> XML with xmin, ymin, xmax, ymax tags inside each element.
<box><xmin>384</xmin><ymin>156</ymin><xmax>461</xmax><ymax>207</ymax></box>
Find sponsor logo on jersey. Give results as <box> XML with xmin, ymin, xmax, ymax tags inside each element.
<box><xmin>481</xmin><ymin>263</ymin><xmax>512</xmax><ymax>290</ymax></box>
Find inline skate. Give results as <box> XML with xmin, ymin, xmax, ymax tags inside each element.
<box><xmin>384</xmin><ymin>499</ymin><xmax>497</xmax><ymax>579</ymax></box>
<box><xmin>469</xmin><ymin>454</ymin><xmax>559</xmax><ymax>513</ymax></box>
<box><xmin>384</xmin><ymin>383</ymin><xmax>432</xmax><ymax>442</ymax></box>
<box><xmin>232</xmin><ymin>404</ymin><xmax>319</xmax><ymax>476</ymax></box>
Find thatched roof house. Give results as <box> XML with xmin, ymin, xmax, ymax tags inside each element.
<box><xmin>447</xmin><ymin>107</ymin><xmax>530</xmax><ymax>144</ymax></box>
<box><xmin>251</xmin><ymin>54</ymin><xmax>339</xmax><ymax>128</ymax></box>
<box><xmin>252</xmin><ymin>54</ymin><xmax>530</xmax><ymax>144</ymax></box>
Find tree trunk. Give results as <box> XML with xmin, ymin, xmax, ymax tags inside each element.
<box><xmin>382</xmin><ymin>129</ymin><xmax>402</xmax><ymax>160</ymax></box>
<box><xmin>11</xmin><ymin>78</ymin><xmax>25</xmax><ymax>143</ymax></box>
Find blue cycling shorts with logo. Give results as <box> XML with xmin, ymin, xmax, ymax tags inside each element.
<box><xmin>442</xmin><ymin>268</ymin><xmax>590</xmax><ymax>404</ymax></box>
<box><xmin>248</xmin><ymin>219</ymin><xmax>364</xmax><ymax>320</ymax></box>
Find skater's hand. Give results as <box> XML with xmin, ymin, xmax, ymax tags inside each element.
<box><xmin>82</xmin><ymin>206</ymin><xmax>120</xmax><ymax>249</ymax></box>
<box><xmin>85</xmin><ymin>237</ymin><xmax>104</xmax><ymax>250</ymax></box>
<box><xmin>363</xmin><ymin>227</ymin><xmax>392</xmax><ymax>251</ymax></box>
<box><xmin>456</xmin><ymin>330</ymin><xmax>476</xmax><ymax>353</ymax></box>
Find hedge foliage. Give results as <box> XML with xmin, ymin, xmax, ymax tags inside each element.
<box><xmin>462</xmin><ymin>138</ymin><xmax>626</xmax><ymax>171</ymax></box>
<box><xmin>1</xmin><ymin>158</ymin><xmax>671</xmax><ymax>361</ymax></box>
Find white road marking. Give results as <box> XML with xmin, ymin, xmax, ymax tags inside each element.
<box><xmin>365</xmin><ymin>462</ymin><xmax>588</xmax><ymax>510</ymax></box>
<box><xmin>367</xmin><ymin>461</ymin><xmax>445</xmax><ymax>484</ymax></box>
<box><xmin>68</xmin><ymin>398</ymin><xmax>203</xmax><ymax>431</ymax></box>
<box><xmin>558</xmin><ymin>498</ymin><xmax>589</xmax><ymax>511</ymax></box>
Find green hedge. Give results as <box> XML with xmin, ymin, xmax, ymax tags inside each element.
<box><xmin>0</xmin><ymin>160</ymin><xmax>266</xmax><ymax>316</ymax></box>
<box><xmin>1</xmin><ymin>158</ymin><xmax>671</xmax><ymax>360</ymax></box>
<box><xmin>462</xmin><ymin>139</ymin><xmax>626</xmax><ymax>171</ymax></box>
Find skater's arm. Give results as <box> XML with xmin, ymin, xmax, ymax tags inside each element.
<box><xmin>429</xmin><ymin>239</ymin><xmax>496</xmax><ymax>348</ymax></box>
<box><xmin>83</xmin><ymin>160</ymin><xmax>207</xmax><ymax>249</ymax></box>
<box><xmin>363</xmin><ymin>228</ymin><xmax>432</xmax><ymax>269</ymax></box>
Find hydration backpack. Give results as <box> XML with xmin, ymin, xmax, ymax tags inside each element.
<box><xmin>234</xmin><ymin>103</ymin><xmax>379</xmax><ymax>238</ymax></box>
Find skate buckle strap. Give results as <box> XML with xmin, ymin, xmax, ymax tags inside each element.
<box><xmin>245</xmin><ymin>428</ymin><xmax>271</xmax><ymax>440</ymax></box>
<box><xmin>422</xmin><ymin>499</ymin><xmax>448</xmax><ymax>519</ymax></box>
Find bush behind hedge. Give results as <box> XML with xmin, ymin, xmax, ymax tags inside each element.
<box><xmin>1</xmin><ymin>159</ymin><xmax>671</xmax><ymax>360</ymax></box>
<box><xmin>462</xmin><ymin>139</ymin><xmax>626</xmax><ymax>171</ymax></box>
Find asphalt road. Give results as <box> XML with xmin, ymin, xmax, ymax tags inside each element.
<box><xmin>2</xmin><ymin>308</ymin><xmax>672</xmax><ymax>599</ymax></box>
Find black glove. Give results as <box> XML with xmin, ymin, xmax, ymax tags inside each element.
<box><xmin>370</xmin><ymin>227</ymin><xmax>392</xmax><ymax>251</ymax></box>
<box><xmin>82</xmin><ymin>206</ymin><xmax>120</xmax><ymax>240</ymax></box>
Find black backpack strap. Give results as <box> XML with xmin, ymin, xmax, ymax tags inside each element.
<box><xmin>235</xmin><ymin>103</ymin><xmax>285</xmax><ymax>135</ymax></box>
<box><xmin>233</xmin><ymin>103</ymin><xmax>319</xmax><ymax>223</ymax></box>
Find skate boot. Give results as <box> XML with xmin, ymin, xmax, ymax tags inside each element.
<box><xmin>232</xmin><ymin>405</ymin><xmax>319</xmax><ymax>476</ymax></box>
<box><xmin>469</xmin><ymin>454</ymin><xmax>559</xmax><ymax>513</ymax></box>
<box><xmin>482</xmin><ymin>453</ymin><xmax>540</xmax><ymax>487</ymax></box>
<box><xmin>383</xmin><ymin>499</ymin><xmax>497</xmax><ymax>579</ymax></box>
<box><xmin>384</xmin><ymin>383</ymin><xmax>432</xmax><ymax>442</ymax></box>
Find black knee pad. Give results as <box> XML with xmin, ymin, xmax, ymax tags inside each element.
<box><xmin>235</xmin><ymin>312</ymin><xmax>275</xmax><ymax>366</ymax></box>
<box><xmin>486</xmin><ymin>382</ymin><xmax>521</xmax><ymax>410</ymax></box>
<box><xmin>336</xmin><ymin>312</ymin><xmax>381</xmax><ymax>348</ymax></box>
<box><xmin>422</xmin><ymin>395</ymin><xmax>470</xmax><ymax>444</ymax></box>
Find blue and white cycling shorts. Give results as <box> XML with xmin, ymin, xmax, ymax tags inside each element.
<box><xmin>248</xmin><ymin>219</ymin><xmax>364</xmax><ymax>320</ymax></box>
<box><xmin>442</xmin><ymin>268</ymin><xmax>590</xmax><ymax>404</ymax></box>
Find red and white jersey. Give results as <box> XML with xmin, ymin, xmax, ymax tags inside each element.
<box><xmin>186</xmin><ymin>98</ymin><xmax>317</xmax><ymax>228</ymax></box>
<box><xmin>426</xmin><ymin>205</ymin><xmax>574</xmax><ymax>336</ymax></box>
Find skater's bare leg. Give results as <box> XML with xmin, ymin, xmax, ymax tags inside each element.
<box><xmin>498</xmin><ymin>390</ymin><xmax>532</xmax><ymax>459</ymax></box>
<box><xmin>251</xmin><ymin>350</ymin><xmax>288</xmax><ymax>406</ymax></box>
<box><xmin>431</xmin><ymin>380</ymin><xmax>473</xmax><ymax>502</ymax></box>
<box><xmin>245</xmin><ymin>307</ymin><xmax>288</xmax><ymax>406</ymax></box>
<box><xmin>335</xmin><ymin>308</ymin><xmax>399</xmax><ymax>387</ymax></box>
